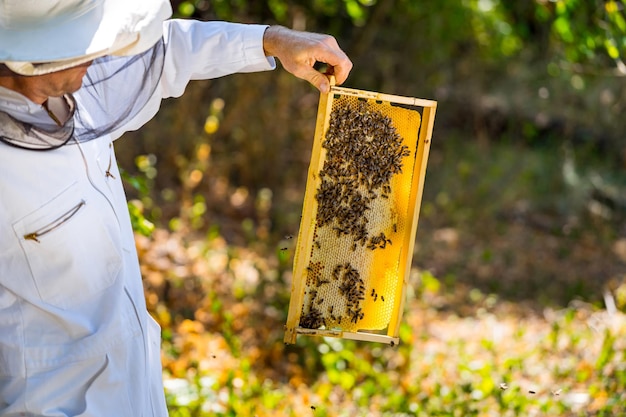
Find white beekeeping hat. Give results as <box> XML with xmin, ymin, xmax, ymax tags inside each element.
<box><xmin>0</xmin><ymin>0</ymin><xmax>172</xmax><ymax>75</ymax></box>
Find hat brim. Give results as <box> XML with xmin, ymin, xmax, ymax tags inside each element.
<box><xmin>0</xmin><ymin>0</ymin><xmax>172</xmax><ymax>75</ymax></box>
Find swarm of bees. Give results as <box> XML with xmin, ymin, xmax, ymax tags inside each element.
<box><xmin>299</xmin><ymin>100</ymin><xmax>409</xmax><ymax>330</ymax></box>
<box><xmin>314</xmin><ymin>100</ymin><xmax>409</xmax><ymax>251</ymax></box>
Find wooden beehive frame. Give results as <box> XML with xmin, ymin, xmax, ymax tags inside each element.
<box><xmin>284</xmin><ymin>83</ymin><xmax>436</xmax><ymax>345</ymax></box>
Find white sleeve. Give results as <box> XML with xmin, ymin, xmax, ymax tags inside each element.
<box><xmin>160</xmin><ymin>19</ymin><xmax>277</xmax><ymax>98</ymax></box>
<box><xmin>110</xmin><ymin>19</ymin><xmax>276</xmax><ymax>139</ymax></box>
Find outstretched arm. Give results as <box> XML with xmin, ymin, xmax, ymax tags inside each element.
<box><xmin>263</xmin><ymin>25</ymin><xmax>353</xmax><ymax>93</ymax></box>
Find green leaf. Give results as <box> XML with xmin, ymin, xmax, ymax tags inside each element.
<box><xmin>177</xmin><ymin>1</ymin><xmax>195</xmax><ymax>17</ymax></box>
<box><xmin>604</xmin><ymin>38</ymin><xmax>620</xmax><ymax>59</ymax></box>
<box><xmin>553</xmin><ymin>16</ymin><xmax>574</xmax><ymax>43</ymax></box>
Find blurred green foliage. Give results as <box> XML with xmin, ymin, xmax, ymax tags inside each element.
<box><xmin>121</xmin><ymin>0</ymin><xmax>626</xmax><ymax>198</ymax></box>
<box><xmin>153</xmin><ymin>255</ymin><xmax>626</xmax><ymax>416</ymax></box>
<box><xmin>117</xmin><ymin>1</ymin><xmax>626</xmax><ymax>415</ymax></box>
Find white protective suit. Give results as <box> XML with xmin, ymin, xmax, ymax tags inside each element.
<box><xmin>0</xmin><ymin>19</ymin><xmax>274</xmax><ymax>416</ymax></box>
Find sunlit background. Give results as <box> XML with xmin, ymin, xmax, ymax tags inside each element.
<box><xmin>116</xmin><ymin>1</ymin><xmax>626</xmax><ymax>415</ymax></box>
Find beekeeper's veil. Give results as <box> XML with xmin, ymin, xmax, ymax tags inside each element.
<box><xmin>0</xmin><ymin>0</ymin><xmax>172</xmax><ymax>150</ymax></box>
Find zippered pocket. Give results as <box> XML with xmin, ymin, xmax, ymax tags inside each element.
<box><xmin>12</xmin><ymin>182</ymin><xmax>122</xmax><ymax>310</ymax></box>
<box><xmin>23</xmin><ymin>200</ymin><xmax>85</xmax><ymax>243</ymax></box>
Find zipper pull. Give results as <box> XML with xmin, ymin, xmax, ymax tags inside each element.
<box><xmin>24</xmin><ymin>233</ymin><xmax>40</xmax><ymax>243</ymax></box>
<box><xmin>105</xmin><ymin>142</ymin><xmax>116</xmax><ymax>179</ymax></box>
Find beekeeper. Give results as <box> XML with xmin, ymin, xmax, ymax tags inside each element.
<box><xmin>0</xmin><ymin>0</ymin><xmax>352</xmax><ymax>415</ymax></box>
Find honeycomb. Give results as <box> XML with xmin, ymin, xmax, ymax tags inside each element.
<box><xmin>285</xmin><ymin>86</ymin><xmax>436</xmax><ymax>344</ymax></box>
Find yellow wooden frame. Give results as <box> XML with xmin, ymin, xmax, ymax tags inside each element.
<box><xmin>284</xmin><ymin>84</ymin><xmax>436</xmax><ymax>345</ymax></box>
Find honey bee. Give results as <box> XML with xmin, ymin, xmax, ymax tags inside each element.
<box><xmin>299</xmin><ymin>306</ymin><xmax>324</xmax><ymax>329</ymax></box>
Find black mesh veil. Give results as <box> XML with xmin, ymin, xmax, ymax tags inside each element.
<box><xmin>0</xmin><ymin>39</ymin><xmax>166</xmax><ymax>150</ymax></box>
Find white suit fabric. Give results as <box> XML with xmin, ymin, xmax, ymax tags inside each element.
<box><xmin>0</xmin><ymin>19</ymin><xmax>274</xmax><ymax>417</ymax></box>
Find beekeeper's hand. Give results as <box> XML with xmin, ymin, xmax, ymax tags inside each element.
<box><xmin>263</xmin><ymin>25</ymin><xmax>353</xmax><ymax>93</ymax></box>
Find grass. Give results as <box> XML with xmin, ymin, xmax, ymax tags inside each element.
<box><xmin>130</xmin><ymin>134</ymin><xmax>626</xmax><ymax>416</ymax></box>
<box><xmin>149</xmin><ymin>243</ymin><xmax>626</xmax><ymax>416</ymax></box>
